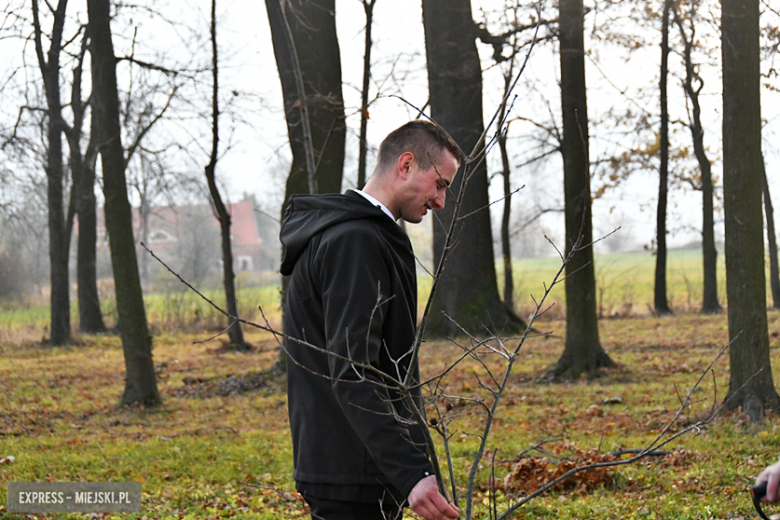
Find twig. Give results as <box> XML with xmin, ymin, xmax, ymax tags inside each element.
<box><xmin>193</xmin><ymin>319</ymin><xmax>240</xmax><ymax>344</ymax></box>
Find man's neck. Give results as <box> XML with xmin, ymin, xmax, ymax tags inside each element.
<box><xmin>353</xmin><ymin>189</ymin><xmax>396</xmax><ymax>221</ymax></box>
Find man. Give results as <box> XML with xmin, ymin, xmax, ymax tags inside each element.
<box><xmin>280</xmin><ymin>120</ymin><xmax>461</xmax><ymax>520</ymax></box>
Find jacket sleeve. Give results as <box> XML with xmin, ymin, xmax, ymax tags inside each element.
<box><xmin>312</xmin><ymin>223</ymin><xmax>434</xmax><ymax>498</ymax></box>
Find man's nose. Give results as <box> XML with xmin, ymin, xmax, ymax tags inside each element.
<box><xmin>432</xmin><ymin>193</ymin><xmax>445</xmax><ymax>210</ymax></box>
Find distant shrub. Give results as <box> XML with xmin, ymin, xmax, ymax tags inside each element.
<box><xmin>0</xmin><ymin>250</ymin><xmax>25</xmax><ymax>302</ymax></box>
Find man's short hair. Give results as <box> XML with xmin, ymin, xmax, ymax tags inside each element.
<box><xmin>376</xmin><ymin>120</ymin><xmax>463</xmax><ymax>172</ymax></box>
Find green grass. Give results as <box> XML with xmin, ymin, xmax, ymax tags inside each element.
<box><xmin>2</xmin><ymin>313</ymin><xmax>780</xmax><ymax>519</ymax></box>
<box><xmin>0</xmin><ymin>247</ymin><xmax>778</xmax><ymax>518</ymax></box>
<box><xmin>0</xmin><ymin>285</ymin><xmax>283</xmax><ymax>338</ymax></box>
<box><xmin>416</xmin><ymin>248</ymin><xmax>728</xmax><ymax>319</ymax></box>
<box><xmin>142</xmin><ymin>285</ymin><xmax>283</xmax><ymax>333</ymax></box>
<box><xmin>0</xmin><ymin>247</ymin><xmax>748</xmax><ymax>335</ymax></box>
<box><xmin>504</xmin><ymin>248</ymin><xmax>728</xmax><ymax>317</ymax></box>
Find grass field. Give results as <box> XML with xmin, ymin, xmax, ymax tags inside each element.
<box><xmin>1</xmin><ymin>314</ymin><xmax>780</xmax><ymax>519</ymax></box>
<box><xmin>2</xmin><ymin>248</ymin><xmax>780</xmax><ymax>519</ymax></box>
<box><xmin>420</xmin><ymin>248</ymin><xmax>727</xmax><ymax>320</ymax></box>
<box><xmin>505</xmin><ymin>248</ymin><xmax>727</xmax><ymax>319</ymax></box>
<box><xmin>0</xmin><ymin>285</ymin><xmax>283</xmax><ymax>342</ymax></box>
<box><xmin>0</xmin><ymin>247</ymin><xmax>737</xmax><ymax>336</ymax></box>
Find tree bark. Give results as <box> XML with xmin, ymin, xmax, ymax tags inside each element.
<box><xmin>72</xmin><ymin>130</ymin><xmax>107</xmax><ymax>333</ymax></box>
<box><xmin>138</xmin><ymin>178</ymin><xmax>151</xmax><ymax>283</ymax></box>
<box><xmin>206</xmin><ymin>0</ymin><xmax>246</xmax><ymax>349</ymax></box>
<box><xmin>500</xmin><ymin>129</ymin><xmax>514</xmax><ymax>312</ymax></box>
<box><xmin>357</xmin><ymin>0</ymin><xmax>376</xmax><ymax>190</ymax></box>
<box><xmin>499</xmin><ymin>73</ymin><xmax>514</xmax><ymax>311</ymax></box>
<box><xmin>673</xmin><ymin>2</ymin><xmax>721</xmax><ymax>314</ymax></box>
<box><xmin>721</xmin><ymin>0</ymin><xmax>780</xmax><ymax>419</ymax></box>
<box><xmin>422</xmin><ymin>0</ymin><xmax>524</xmax><ymax>338</ymax></box>
<box><xmin>87</xmin><ymin>0</ymin><xmax>160</xmax><ymax>406</ymax></box>
<box><xmin>266</xmin><ymin>0</ymin><xmax>346</xmax><ymax>203</ymax></box>
<box><xmin>762</xmin><ymin>159</ymin><xmax>780</xmax><ymax>309</ymax></box>
<box><xmin>699</xmin><ymin>142</ymin><xmax>721</xmax><ymax>314</ymax></box>
<box><xmin>654</xmin><ymin>0</ymin><xmax>673</xmax><ymax>316</ymax></box>
<box><xmin>64</xmin><ymin>33</ymin><xmax>106</xmax><ymax>333</ymax></box>
<box><xmin>32</xmin><ymin>0</ymin><xmax>71</xmax><ymax>346</ymax></box>
<box><xmin>554</xmin><ymin>0</ymin><xmax>613</xmax><ymax>375</ymax></box>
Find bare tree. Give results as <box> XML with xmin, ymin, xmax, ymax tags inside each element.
<box><xmin>761</xmin><ymin>6</ymin><xmax>780</xmax><ymax>308</ymax></box>
<box><xmin>31</xmin><ymin>0</ymin><xmax>71</xmax><ymax>345</ymax></box>
<box><xmin>204</xmin><ymin>0</ymin><xmax>246</xmax><ymax>350</ymax></box>
<box><xmin>762</xmin><ymin>158</ymin><xmax>780</xmax><ymax>309</ymax></box>
<box><xmin>422</xmin><ymin>0</ymin><xmax>525</xmax><ymax>337</ymax></box>
<box><xmin>0</xmin><ymin>111</ymin><xmax>50</xmax><ymax>299</ymax></box>
<box><xmin>356</xmin><ymin>0</ymin><xmax>376</xmax><ymax>190</ymax></box>
<box><xmin>554</xmin><ymin>0</ymin><xmax>614</xmax><ymax>375</ymax></box>
<box><xmin>27</xmin><ymin>2</ymin><xmax>107</xmax><ymax>335</ymax></box>
<box><xmin>265</xmin><ymin>0</ymin><xmax>346</xmax><ymax>202</ymax></box>
<box><xmin>265</xmin><ymin>0</ymin><xmax>346</xmax><ymax>370</ymax></box>
<box><xmin>479</xmin><ymin>3</ymin><xmax>543</xmax><ymax>312</ymax></box>
<box><xmin>87</xmin><ymin>0</ymin><xmax>160</xmax><ymax>406</ymax></box>
<box><xmin>721</xmin><ymin>0</ymin><xmax>780</xmax><ymax>420</ymax></box>
<box><xmin>498</xmin><ymin>72</ymin><xmax>515</xmax><ymax>311</ymax></box>
<box><xmin>672</xmin><ymin>0</ymin><xmax>721</xmax><ymax>314</ymax></box>
<box><xmin>654</xmin><ymin>0</ymin><xmax>673</xmax><ymax>316</ymax></box>
<box><xmin>62</xmin><ymin>28</ymin><xmax>107</xmax><ymax>333</ymax></box>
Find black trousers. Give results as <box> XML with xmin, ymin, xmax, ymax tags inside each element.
<box><xmin>305</xmin><ymin>495</ymin><xmax>402</xmax><ymax>520</ymax></box>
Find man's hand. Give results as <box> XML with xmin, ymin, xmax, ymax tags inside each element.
<box><xmin>757</xmin><ymin>460</ymin><xmax>780</xmax><ymax>502</ymax></box>
<box><xmin>408</xmin><ymin>475</ymin><xmax>459</xmax><ymax>520</ymax></box>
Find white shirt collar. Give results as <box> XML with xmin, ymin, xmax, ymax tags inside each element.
<box><xmin>352</xmin><ymin>189</ymin><xmax>396</xmax><ymax>221</ymax></box>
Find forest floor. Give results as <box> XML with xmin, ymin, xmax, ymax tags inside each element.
<box><xmin>1</xmin><ymin>311</ymin><xmax>780</xmax><ymax>519</ymax></box>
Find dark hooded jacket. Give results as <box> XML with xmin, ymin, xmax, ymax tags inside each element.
<box><xmin>280</xmin><ymin>190</ymin><xmax>434</xmax><ymax>504</ymax></box>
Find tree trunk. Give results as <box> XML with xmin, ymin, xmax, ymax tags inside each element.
<box><xmin>699</xmin><ymin>149</ymin><xmax>721</xmax><ymax>313</ymax></box>
<box><xmin>139</xmin><ymin>195</ymin><xmax>150</xmax><ymax>283</ymax></box>
<box><xmin>654</xmin><ymin>0</ymin><xmax>673</xmax><ymax>316</ymax></box>
<box><xmin>422</xmin><ymin>0</ymin><xmax>524</xmax><ymax>338</ymax></box>
<box><xmin>87</xmin><ymin>0</ymin><xmax>160</xmax><ymax>406</ymax></box>
<box><xmin>554</xmin><ymin>0</ymin><xmax>613</xmax><ymax>375</ymax></box>
<box><xmin>266</xmin><ymin>0</ymin><xmax>346</xmax><ymax>370</ymax></box>
<box><xmin>357</xmin><ymin>0</ymin><xmax>376</xmax><ymax>190</ymax></box>
<box><xmin>266</xmin><ymin>0</ymin><xmax>346</xmax><ymax>203</ymax></box>
<box><xmin>73</xmin><ymin>133</ymin><xmax>107</xmax><ymax>333</ymax></box>
<box><xmin>500</xmin><ymin>130</ymin><xmax>514</xmax><ymax>312</ymax></box>
<box><xmin>65</xmin><ymin>35</ymin><xmax>106</xmax><ymax>334</ymax></box>
<box><xmin>32</xmin><ymin>0</ymin><xmax>71</xmax><ymax>346</ymax></box>
<box><xmin>673</xmin><ymin>2</ymin><xmax>721</xmax><ymax>314</ymax></box>
<box><xmin>499</xmin><ymin>74</ymin><xmax>514</xmax><ymax>311</ymax></box>
<box><xmin>721</xmin><ymin>0</ymin><xmax>780</xmax><ymax>419</ymax></box>
<box><xmin>762</xmin><ymin>159</ymin><xmax>780</xmax><ymax>309</ymax></box>
<box><xmin>206</xmin><ymin>0</ymin><xmax>246</xmax><ymax>349</ymax></box>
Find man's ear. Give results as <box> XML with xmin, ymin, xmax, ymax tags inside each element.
<box><xmin>397</xmin><ymin>152</ymin><xmax>415</xmax><ymax>180</ymax></box>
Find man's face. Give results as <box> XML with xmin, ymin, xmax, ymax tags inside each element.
<box><xmin>398</xmin><ymin>149</ymin><xmax>459</xmax><ymax>224</ymax></box>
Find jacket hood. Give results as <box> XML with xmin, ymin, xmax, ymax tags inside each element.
<box><xmin>279</xmin><ymin>191</ymin><xmax>391</xmax><ymax>276</ymax></box>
